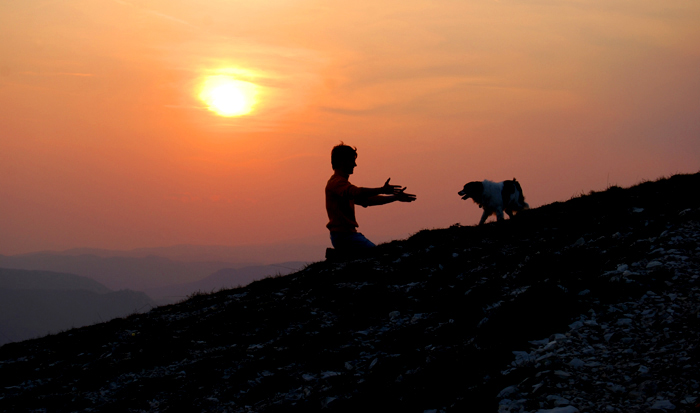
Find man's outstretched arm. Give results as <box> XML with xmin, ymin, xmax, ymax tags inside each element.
<box><xmin>358</xmin><ymin>188</ymin><xmax>417</xmax><ymax>207</ymax></box>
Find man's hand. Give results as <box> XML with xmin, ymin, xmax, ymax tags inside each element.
<box><xmin>360</xmin><ymin>185</ymin><xmax>416</xmax><ymax>206</ymax></box>
<box><xmin>381</xmin><ymin>178</ymin><xmax>403</xmax><ymax>195</ymax></box>
<box><xmin>395</xmin><ymin>187</ymin><xmax>417</xmax><ymax>202</ymax></box>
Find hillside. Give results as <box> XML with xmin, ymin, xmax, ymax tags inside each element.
<box><xmin>1</xmin><ymin>173</ymin><xmax>699</xmax><ymax>412</ymax></box>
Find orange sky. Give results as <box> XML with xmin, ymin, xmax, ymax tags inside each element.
<box><xmin>1</xmin><ymin>0</ymin><xmax>699</xmax><ymax>257</ymax></box>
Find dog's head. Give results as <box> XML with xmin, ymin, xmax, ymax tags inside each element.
<box><xmin>458</xmin><ymin>181</ymin><xmax>484</xmax><ymax>201</ymax></box>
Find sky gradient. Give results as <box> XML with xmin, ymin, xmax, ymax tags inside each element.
<box><xmin>2</xmin><ymin>0</ymin><xmax>699</xmax><ymax>256</ymax></box>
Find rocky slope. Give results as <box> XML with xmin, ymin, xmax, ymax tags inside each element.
<box><xmin>1</xmin><ymin>173</ymin><xmax>699</xmax><ymax>412</ymax></box>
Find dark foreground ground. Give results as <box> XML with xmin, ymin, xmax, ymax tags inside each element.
<box><xmin>1</xmin><ymin>173</ymin><xmax>699</xmax><ymax>412</ymax></box>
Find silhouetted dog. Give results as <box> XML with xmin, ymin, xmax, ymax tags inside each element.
<box><xmin>458</xmin><ymin>179</ymin><xmax>529</xmax><ymax>225</ymax></box>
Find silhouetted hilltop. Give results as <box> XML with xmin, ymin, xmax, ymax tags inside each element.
<box><xmin>1</xmin><ymin>173</ymin><xmax>699</xmax><ymax>412</ymax></box>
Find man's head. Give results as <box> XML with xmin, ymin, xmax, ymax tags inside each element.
<box><xmin>331</xmin><ymin>142</ymin><xmax>358</xmax><ymax>174</ymax></box>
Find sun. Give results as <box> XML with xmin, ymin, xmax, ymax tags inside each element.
<box><xmin>199</xmin><ymin>75</ymin><xmax>257</xmax><ymax>117</ymax></box>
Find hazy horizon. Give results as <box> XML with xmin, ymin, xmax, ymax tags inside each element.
<box><xmin>2</xmin><ymin>0</ymin><xmax>699</xmax><ymax>256</ymax></box>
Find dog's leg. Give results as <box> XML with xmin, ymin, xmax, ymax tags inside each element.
<box><xmin>496</xmin><ymin>208</ymin><xmax>504</xmax><ymax>222</ymax></box>
<box><xmin>479</xmin><ymin>210</ymin><xmax>490</xmax><ymax>225</ymax></box>
<box><xmin>505</xmin><ymin>209</ymin><xmax>514</xmax><ymax>219</ymax></box>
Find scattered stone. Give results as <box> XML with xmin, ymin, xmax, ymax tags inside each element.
<box><xmin>650</xmin><ymin>399</ymin><xmax>676</xmax><ymax>410</ymax></box>
<box><xmin>497</xmin><ymin>217</ymin><xmax>699</xmax><ymax>413</ymax></box>
<box><xmin>535</xmin><ymin>406</ymin><xmax>579</xmax><ymax>413</ymax></box>
<box><xmin>497</xmin><ymin>385</ymin><xmax>520</xmax><ymax>398</ymax></box>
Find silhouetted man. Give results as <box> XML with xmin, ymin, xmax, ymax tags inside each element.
<box><xmin>325</xmin><ymin>143</ymin><xmax>416</xmax><ymax>252</ymax></box>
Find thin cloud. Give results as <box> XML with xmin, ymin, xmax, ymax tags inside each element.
<box><xmin>18</xmin><ymin>72</ymin><xmax>95</xmax><ymax>77</ymax></box>
<box><xmin>110</xmin><ymin>0</ymin><xmax>200</xmax><ymax>30</ymax></box>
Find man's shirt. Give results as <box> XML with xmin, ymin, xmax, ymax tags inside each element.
<box><xmin>325</xmin><ymin>171</ymin><xmax>372</xmax><ymax>233</ymax></box>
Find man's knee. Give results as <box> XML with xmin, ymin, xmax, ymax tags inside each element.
<box><xmin>330</xmin><ymin>232</ymin><xmax>376</xmax><ymax>250</ymax></box>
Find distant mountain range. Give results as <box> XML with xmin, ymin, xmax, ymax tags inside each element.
<box><xmin>0</xmin><ymin>255</ymin><xmax>308</xmax><ymax>344</ymax></box>
<box><xmin>0</xmin><ymin>250</ymin><xmax>315</xmax><ymax>292</ymax></box>
<box><xmin>0</xmin><ymin>268</ymin><xmax>155</xmax><ymax>345</ymax></box>
<box><xmin>0</xmin><ymin>268</ymin><xmax>111</xmax><ymax>293</ymax></box>
<box><xmin>0</xmin><ymin>254</ymin><xmax>235</xmax><ymax>291</ymax></box>
<box><xmin>3</xmin><ymin>239</ymin><xmax>327</xmax><ymax>264</ymax></box>
<box><xmin>142</xmin><ymin>262</ymin><xmax>307</xmax><ymax>304</ymax></box>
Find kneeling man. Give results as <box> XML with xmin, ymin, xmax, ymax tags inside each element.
<box><xmin>325</xmin><ymin>143</ymin><xmax>416</xmax><ymax>252</ymax></box>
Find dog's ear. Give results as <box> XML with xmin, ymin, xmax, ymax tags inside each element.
<box><xmin>463</xmin><ymin>181</ymin><xmax>482</xmax><ymax>194</ymax></box>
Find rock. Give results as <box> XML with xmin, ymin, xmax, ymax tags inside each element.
<box><xmin>569</xmin><ymin>321</ymin><xmax>584</xmax><ymax>330</ymax></box>
<box><xmin>535</xmin><ymin>406</ymin><xmax>579</xmax><ymax>413</ymax></box>
<box><xmin>547</xmin><ymin>395</ymin><xmax>572</xmax><ymax>406</ymax></box>
<box><xmin>499</xmin><ymin>398</ymin><xmax>526</xmax><ymax>413</ymax></box>
<box><xmin>321</xmin><ymin>397</ymin><xmax>338</xmax><ymax>408</ymax></box>
<box><xmin>497</xmin><ymin>385</ymin><xmax>520</xmax><ymax>398</ymax></box>
<box><xmin>650</xmin><ymin>399</ymin><xmax>676</xmax><ymax>410</ymax></box>
<box><xmin>604</xmin><ymin>332</ymin><xmax>618</xmax><ymax>343</ymax></box>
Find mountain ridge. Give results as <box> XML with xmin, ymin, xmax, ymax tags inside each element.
<box><xmin>0</xmin><ymin>262</ymin><xmax>309</xmax><ymax>344</ymax></box>
<box><xmin>0</xmin><ymin>254</ymin><xmax>317</xmax><ymax>294</ymax></box>
<box><xmin>0</xmin><ymin>268</ymin><xmax>112</xmax><ymax>294</ymax></box>
<box><xmin>2</xmin><ymin>240</ymin><xmax>326</xmax><ymax>265</ymax></box>
<box><xmin>0</xmin><ymin>255</ymin><xmax>238</xmax><ymax>291</ymax></box>
<box><xmin>142</xmin><ymin>262</ymin><xmax>308</xmax><ymax>305</ymax></box>
<box><xmin>0</xmin><ymin>172</ymin><xmax>699</xmax><ymax>412</ymax></box>
<box><xmin>0</xmin><ymin>287</ymin><xmax>155</xmax><ymax>346</ymax></box>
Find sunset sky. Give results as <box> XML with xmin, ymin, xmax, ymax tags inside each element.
<box><xmin>2</xmin><ymin>0</ymin><xmax>699</xmax><ymax>257</ymax></box>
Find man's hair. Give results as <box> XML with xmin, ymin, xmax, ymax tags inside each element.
<box><xmin>331</xmin><ymin>142</ymin><xmax>357</xmax><ymax>170</ymax></box>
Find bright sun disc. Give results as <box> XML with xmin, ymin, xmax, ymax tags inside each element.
<box><xmin>199</xmin><ymin>75</ymin><xmax>257</xmax><ymax>117</ymax></box>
